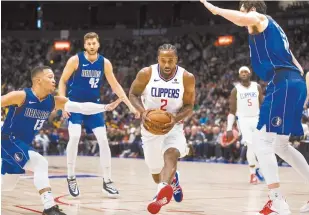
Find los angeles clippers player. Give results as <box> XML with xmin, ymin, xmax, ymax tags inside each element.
<box><xmin>129</xmin><ymin>44</ymin><xmax>195</xmax><ymax>214</ymax></box>
<box><xmin>59</xmin><ymin>32</ymin><xmax>138</xmax><ymax>198</ymax></box>
<box><xmin>1</xmin><ymin>66</ymin><xmax>121</xmax><ymax>215</ymax></box>
<box><xmin>227</xmin><ymin>66</ymin><xmax>265</xmax><ymax>184</ymax></box>
<box><xmin>200</xmin><ymin>1</ymin><xmax>309</xmax><ymax>214</ymax></box>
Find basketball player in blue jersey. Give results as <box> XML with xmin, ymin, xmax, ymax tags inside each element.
<box><xmin>59</xmin><ymin>32</ymin><xmax>138</xmax><ymax>198</ymax></box>
<box><xmin>200</xmin><ymin>1</ymin><xmax>309</xmax><ymax>214</ymax></box>
<box><xmin>1</xmin><ymin>66</ymin><xmax>122</xmax><ymax>215</ymax></box>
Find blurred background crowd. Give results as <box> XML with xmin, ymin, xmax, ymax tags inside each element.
<box><xmin>2</xmin><ymin>1</ymin><xmax>309</xmax><ymax>165</ymax></box>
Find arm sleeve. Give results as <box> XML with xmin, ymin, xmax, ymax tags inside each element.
<box><xmin>64</xmin><ymin>100</ymin><xmax>107</xmax><ymax>115</ymax></box>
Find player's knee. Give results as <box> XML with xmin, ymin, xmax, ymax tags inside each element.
<box><xmin>164</xmin><ymin>148</ymin><xmax>180</xmax><ymax>163</ymax></box>
<box><xmin>274</xmin><ymin>135</ymin><xmax>289</xmax><ymax>154</ymax></box>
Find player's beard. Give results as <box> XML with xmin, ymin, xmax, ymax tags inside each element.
<box><xmin>87</xmin><ymin>49</ymin><xmax>97</xmax><ymax>56</ymax></box>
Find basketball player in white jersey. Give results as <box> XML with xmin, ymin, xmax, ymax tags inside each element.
<box><xmin>227</xmin><ymin>66</ymin><xmax>265</xmax><ymax>184</ymax></box>
<box><xmin>129</xmin><ymin>44</ymin><xmax>195</xmax><ymax>214</ymax></box>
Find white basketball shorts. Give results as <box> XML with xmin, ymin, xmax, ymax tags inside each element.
<box><xmin>237</xmin><ymin>116</ymin><xmax>259</xmax><ymax>145</ymax></box>
<box><xmin>141</xmin><ymin>124</ymin><xmax>189</xmax><ymax>174</ymax></box>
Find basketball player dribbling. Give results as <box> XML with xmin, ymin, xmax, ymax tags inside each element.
<box><xmin>1</xmin><ymin>66</ymin><xmax>122</xmax><ymax>215</ymax></box>
<box><xmin>129</xmin><ymin>44</ymin><xmax>195</xmax><ymax>214</ymax></box>
<box><xmin>59</xmin><ymin>32</ymin><xmax>138</xmax><ymax>198</ymax></box>
<box><xmin>200</xmin><ymin>1</ymin><xmax>309</xmax><ymax>214</ymax></box>
<box><xmin>227</xmin><ymin>66</ymin><xmax>265</xmax><ymax>184</ymax></box>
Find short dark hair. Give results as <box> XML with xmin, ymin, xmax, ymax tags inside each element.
<box><xmin>31</xmin><ymin>65</ymin><xmax>52</xmax><ymax>79</ymax></box>
<box><xmin>239</xmin><ymin>1</ymin><xmax>267</xmax><ymax>14</ymax></box>
<box><xmin>157</xmin><ymin>44</ymin><xmax>177</xmax><ymax>56</ymax></box>
<box><xmin>84</xmin><ymin>32</ymin><xmax>99</xmax><ymax>43</ymax></box>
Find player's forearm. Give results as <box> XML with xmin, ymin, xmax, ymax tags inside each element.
<box><xmin>175</xmin><ymin>104</ymin><xmax>193</xmax><ymax>123</ymax></box>
<box><xmin>58</xmin><ymin>79</ymin><xmax>67</xmax><ymax>97</ymax></box>
<box><xmin>215</xmin><ymin>7</ymin><xmax>257</xmax><ymax>27</ymax></box>
<box><xmin>64</xmin><ymin>101</ymin><xmax>107</xmax><ymax>115</ymax></box>
<box><xmin>111</xmin><ymin>84</ymin><xmax>135</xmax><ymax>110</ymax></box>
<box><xmin>227</xmin><ymin>113</ymin><xmax>235</xmax><ymax>131</ymax></box>
<box><xmin>129</xmin><ymin>94</ymin><xmax>145</xmax><ymax>113</ymax></box>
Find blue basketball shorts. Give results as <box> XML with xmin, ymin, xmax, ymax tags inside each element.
<box><xmin>69</xmin><ymin>113</ymin><xmax>105</xmax><ymax>132</ymax></box>
<box><xmin>1</xmin><ymin>135</ymin><xmax>32</xmax><ymax>175</ymax></box>
<box><xmin>257</xmin><ymin>71</ymin><xmax>306</xmax><ymax>136</ymax></box>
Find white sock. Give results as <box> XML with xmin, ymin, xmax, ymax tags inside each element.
<box><xmin>157</xmin><ymin>182</ymin><xmax>168</xmax><ymax>193</ymax></box>
<box><xmin>249</xmin><ymin>166</ymin><xmax>256</xmax><ymax>174</ymax></box>
<box><xmin>66</xmin><ymin>123</ymin><xmax>81</xmax><ymax>178</ymax></box>
<box><xmin>41</xmin><ymin>191</ymin><xmax>55</xmax><ymax>210</ymax></box>
<box><xmin>275</xmin><ymin>135</ymin><xmax>309</xmax><ymax>181</ymax></box>
<box><xmin>92</xmin><ymin>127</ymin><xmax>112</xmax><ymax>181</ymax></box>
<box><xmin>269</xmin><ymin>188</ymin><xmax>283</xmax><ymax>200</ymax></box>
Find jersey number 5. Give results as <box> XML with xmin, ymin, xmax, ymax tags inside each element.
<box><xmin>160</xmin><ymin>99</ymin><xmax>168</xmax><ymax>111</ymax></box>
<box><xmin>34</xmin><ymin>119</ymin><xmax>45</xmax><ymax>130</ymax></box>
<box><xmin>89</xmin><ymin>78</ymin><xmax>99</xmax><ymax>88</ymax></box>
<box><xmin>247</xmin><ymin>99</ymin><xmax>252</xmax><ymax>106</ymax></box>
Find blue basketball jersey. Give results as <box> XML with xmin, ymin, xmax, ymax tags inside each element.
<box><xmin>67</xmin><ymin>52</ymin><xmax>104</xmax><ymax>103</ymax></box>
<box><xmin>1</xmin><ymin>88</ymin><xmax>55</xmax><ymax>144</ymax></box>
<box><xmin>248</xmin><ymin>16</ymin><xmax>300</xmax><ymax>81</ymax></box>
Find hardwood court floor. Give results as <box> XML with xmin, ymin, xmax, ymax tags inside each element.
<box><xmin>2</xmin><ymin>156</ymin><xmax>308</xmax><ymax>215</ymax></box>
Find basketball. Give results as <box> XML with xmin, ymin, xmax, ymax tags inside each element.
<box><xmin>143</xmin><ymin>109</ymin><xmax>172</xmax><ymax>135</ymax></box>
<box><xmin>221</xmin><ymin>131</ymin><xmax>234</xmax><ymax>146</ymax></box>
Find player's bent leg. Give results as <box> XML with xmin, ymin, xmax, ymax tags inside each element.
<box><xmin>92</xmin><ymin>126</ymin><xmax>119</xmax><ymax>198</ymax></box>
<box><xmin>24</xmin><ymin>151</ymin><xmax>66</xmax><ymax>215</ymax></box>
<box><xmin>66</xmin><ymin>122</ymin><xmax>81</xmax><ymax>197</ymax></box>
<box><xmin>251</xmin><ymin>127</ymin><xmax>291</xmax><ymax>215</ymax></box>
<box><xmin>1</xmin><ymin>174</ymin><xmax>20</xmax><ymax>191</ymax></box>
<box><xmin>274</xmin><ymin>135</ymin><xmax>309</xmax><ymax>181</ymax></box>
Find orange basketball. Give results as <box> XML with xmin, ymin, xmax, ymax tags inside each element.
<box><xmin>144</xmin><ymin>110</ymin><xmax>172</xmax><ymax>135</ymax></box>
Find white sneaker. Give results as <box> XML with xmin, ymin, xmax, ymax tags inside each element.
<box><xmin>300</xmin><ymin>201</ymin><xmax>309</xmax><ymax>213</ymax></box>
<box><xmin>257</xmin><ymin>198</ymin><xmax>291</xmax><ymax>215</ymax></box>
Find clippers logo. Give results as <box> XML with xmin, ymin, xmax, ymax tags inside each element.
<box><xmin>14</xmin><ymin>152</ymin><xmax>23</xmax><ymax>162</ymax></box>
<box><xmin>271</xmin><ymin>117</ymin><xmax>282</xmax><ymax>127</ymax></box>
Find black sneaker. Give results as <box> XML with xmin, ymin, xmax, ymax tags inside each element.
<box><xmin>42</xmin><ymin>205</ymin><xmax>66</xmax><ymax>215</ymax></box>
<box><xmin>103</xmin><ymin>179</ymin><xmax>119</xmax><ymax>198</ymax></box>
<box><xmin>67</xmin><ymin>177</ymin><xmax>80</xmax><ymax>197</ymax></box>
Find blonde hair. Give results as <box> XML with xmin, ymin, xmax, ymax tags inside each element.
<box><xmin>84</xmin><ymin>32</ymin><xmax>99</xmax><ymax>43</ymax></box>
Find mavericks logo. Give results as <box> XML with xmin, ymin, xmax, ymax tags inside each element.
<box><xmin>14</xmin><ymin>152</ymin><xmax>23</xmax><ymax>162</ymax></box>
<box><xmin>271</xmin><ymin>117</ymin><xmax>282</xmax><ymax>127</ymax></box>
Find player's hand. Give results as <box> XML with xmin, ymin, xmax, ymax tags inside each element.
<box><xmin>226</xmin><ymin>130</ymin><xmax>234</xmax><ymax>142</ymax></box>
<box><xmin>62</xmin><ymin>111</ymin><xmax>71</xmax><ymax>119</ymax></box>
<box><xmin>129</xmin><ymin>105</ymin><xmax>140</xmax><ymax>119</ymax></box>
<box><xmin>105</xmin><ymin>98</ymin><xmax>123</xmax><ymax>111</ymax></box>
<box><xmin>141</xmin><ymin>109</ymin><xmax>154</xmax><ymax>130</ymax></box>
<box><xmin>162</xmin><ymin>113</ymin><xmax>176</xmax><ymax>133</ymax></box>
<box><xmin>199</xmin><ymin>0</ymin><xmax>218</xmax><ymax>15</ymax></box>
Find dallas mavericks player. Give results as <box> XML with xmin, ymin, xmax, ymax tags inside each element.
<box><xmin>200</xmin><ymin>1</ymin><xmax>309</xmax><ymax>214</ymax></box>
<box><xmin>129</xmin><ymin>44</ymin><xmax>195</xmax><ymax>214</ymax></box>
<box><xmin>58</xmin><ymin>32</ymin><xmax>138</xmax><ymax>198</ymax></box>
<box><xmin>227</xmin><ymin>66</ymin><xmax>265</xmax><ymax>185</ymax></box>
<box><xmin>1</xmin><ymin>66</ymin><xmax>121</xmax><ymax>215</ymax></box>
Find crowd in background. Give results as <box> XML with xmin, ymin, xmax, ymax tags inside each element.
<box><xmin>2</xmin><ymin>24</ymin><xmax>309</xmax><ymax>164</ymax></box>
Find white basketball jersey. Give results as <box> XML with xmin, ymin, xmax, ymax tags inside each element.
<box><xmin>235</xmin><ymin>81</ymin><xmax>260</xmax><ymax>117</ymax></box>
<box><xmin>141</xmin><ymin>64</ymin><xmax>185</xmax><ymax>115</ymax></box>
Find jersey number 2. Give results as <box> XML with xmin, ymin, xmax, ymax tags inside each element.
<box><xmin>34</xmin><ymin>119</ymin><xmax>45</xmax><ymax>130</ymax></box>
<box><xmin>247</xmin><ymin>99</ymin><xmax>252</xmax><ymax>106</ymax></box>
<box><xmin>160</xmin><ymin>99</ymin><xmax>168</xmax><ymax>111</ymax></box>
<box><xmin>89</xmin><ymin>78</ymin><xmax>99</xmax><ymax>88</ymax></box>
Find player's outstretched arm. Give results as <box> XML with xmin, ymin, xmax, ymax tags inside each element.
<box><xmin>163</xmin><ymin>71</ymin><xmax>195</xmax><ymax>132</ymax></box>
<box><xmin>199</xmin><ymin>0</ymin><xmax>263</xmax><ymax>27</ymax></box>
<box><xmin>1</xmin><ymin>91</ymin><xmax>26</xmax><ymax>108</ymax></box>
<box><xmin>129</xmin><ymin>67</ymin><xmax>151</xmax><ymax>114</ymax></box>
<box><xmin>104</xmin><ymin>58</ymin><xmax>139</xmax><ymax>118</ymax></box>
<box><xmin>54</xmin><ymin>96</ymin><xmax>123</xmax><ymax>114</ymax></box>
<box><xmin>58</xmin><ymin>56</ymin><xmax>78</xmax><ymax>97</ymax></box>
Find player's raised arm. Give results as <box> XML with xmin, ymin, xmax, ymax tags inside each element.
<box><xmin>200</xmin><ymin>0</ymin><xmax>265</xmax><ymax>27</ymax></box>
<box><xmin>54</xmin><ymin>96</ymin><xmax>123</xmax><ymax>114</ymax></box>
<box><xmin>58</xmin><ymin>55</ymin><xmax>78</xmax><ymax>97</ymax></box>
<box><xmin>129</xmin><ymin>67</ymin><xmax>151</xmax><ymax>114</ymax></box>
<box><xmin>1</xmin><ymin>91</ymin><xmax>26</xmax><ymax>107</ymax></box>
<box><xmin>104</xmin><ymin>58</ymin><xmax>139</xmax><ymax>118</ymax></box>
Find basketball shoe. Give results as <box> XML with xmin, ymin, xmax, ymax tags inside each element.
<box><xmin>67</xmin><ymin>177</ymin><xmax>80</xmax><ymax>197</ymax></box>
<box><xmin>300</xmin><ymin>201</ymin><xmax>309</xmax><ymax>213</ymax></box>
<box><xmin>42</xmin><ymin>205</ymin><xmax>66</xmax><ymax>215</ymax></box>
<box><xmin>250</xmin><ymin>174</ymin><xmax>258</xmax><ymax>185</ymax></box>
<box><xmin>147</xmin><ymin>183</ymin><xmax>173</xmax><ymax>214</ymax></box>
<box><xmin>257</xmin><ymin>196</ymin><xmax>291</xmax><ymax>215</ymax></box>
<box><xmin>171</xmin><ymin>171</ymin><xmax>183</xmax><ymax>202</ymax></box>
<box><xmin>103</xmin><ymin>179</ymin><xmax>119</xmax><ymax>198</ymax></box>
<box><xmin>255</xmin><ymin>168</ymin><xmax>265</xmax><ymax>182</ymax></box>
